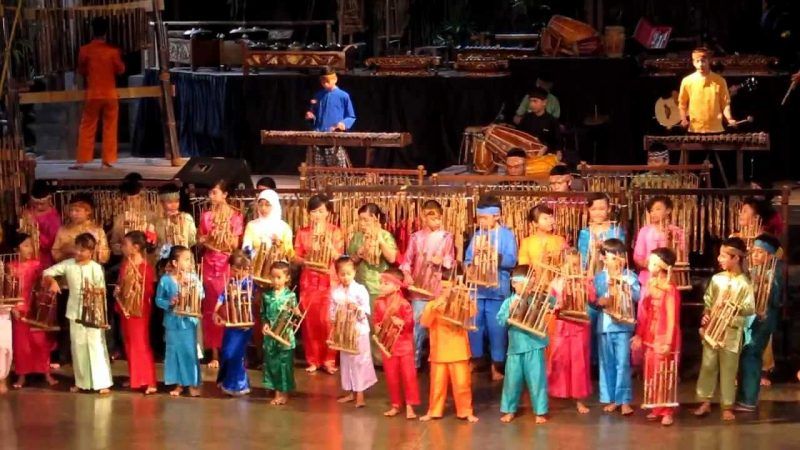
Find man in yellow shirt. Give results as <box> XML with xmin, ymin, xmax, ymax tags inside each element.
<box><xmin>678</xmin><ymin>47</ymin><xmax>737</xmax><ymax>133</ymax></box>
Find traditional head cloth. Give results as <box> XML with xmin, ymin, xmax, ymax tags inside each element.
<box><xmin>158</xmin><ymin>183</ymin><xmax>181</xmax><ymax>201</ymax></box>
<box><xmin>476</xmin><ymin>206</ymin><xmax>501</xmax><ymax>216</ymax></box>
<box><xmin>648</xmin><ymin>142</ymin><xmax>669</xmax><ymax>161</ymax></box>
<box><xmin>753</xmin><ymin>238</ymin><xmax>778</xmax><ymax>255</ymax></box>
<box><xmin>380</xmin><ymin>271</ymin><xmax>406</xmax><ymax>289</ymax></box>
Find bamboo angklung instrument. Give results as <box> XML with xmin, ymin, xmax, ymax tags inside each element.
<box><xmin>700</xmin><ymin>283</ymin><xmax>738</xmax><ymax>350</ymax></box>
<box><xmin>606</xmin><ymin>273</ymin><xmax>636</xmax><ymax>325</ymax></box>
<box><xmin>326</xmin><ymin>300</ymin><xmax>361</xmax><ymax>354</ymax></box>
<box><xmin>0</xmin><ymin>254</ymin><xmax>22</xmax><ymax>306</ymax></box>
<box><xmin>642</xmin><ymin>349</ymin><xmax>680</xmax><ymax>409</ymax></box>
<box><xmin>506</xmin><ymin>263</ymin><xmax>558</xmax><ymax>337</ymax></box>
<box><xmin>174</xmin><ymin>262</ymin><xmax>203</xmax><ymax>318</ymax></box>
<box><xmin>208</xmin><ymin>203</ymin><xmax>235</xmax><ymax>251</ymax></box>
<box><xmin>662</xmin><ymin>218</ymin><xmax>692</xmax><ymax>291</ymax></box>
<box><xmin>558</xmin><ymin>261</ymin><xmax>591</xmax><ymax>323</ymax></box>
<box><xmin>466</xmin><ymin>225</ymin><xmax>498</xmax><ymax>287</ymax></box>
<box><xmin>222</xmin><ymin>277</ymin><xmax>255</xmax><ymax>328</ymax></box>
<box><xmin>115</xmin><ymin>257</ymin><xmax>144</xmax><ymax>318</ymax></box>
<box><xmin>407</xmin><ymin>230</ymin><xmax>448</xmax><ymax>298</ymax></box>
<box><xmin>440</xmin><ymin>275</ymin><xmax>478</xmax><ymax>330</ymax></box>
<box><xmin>750</xmin><ymin>255</ymin><xmax>777</xmax><ymax>317</ymax></box>
<box><xmin>371</xmin><ymin>299</ymin><xmax>404</xmax><ymax>357</ymax></box>
<box><xmin>304</xmin><ymin>219</ymin><xmax>335</xmax><ymax>272</ymax></box>
<box><xmin>21</xmin><ymin>289</ymin><xmax>60</xmax><ymax>331</ymax></box>
<box><xmin>17</xmin><ymin>211</ymin><xmax>41</xmax><ymax>260</ymax></box>
<box><xmin>252</xmin><ymin>239</ymin><xmax>288</xmax><ymax>285</ymax></box>
<box><xmin>360</xmin><ymin>224</ymin><xmax>382</xmax><ymax>266</ymax></box>
<box><xmin>263</xmin><ymin>302</ymin><xmax>307</xmax><ymax>348</ymax></box>
<box><xmin>78</xmin><ymin>276</ymin><xmax>109</xmax><ymax>329</ymax></box>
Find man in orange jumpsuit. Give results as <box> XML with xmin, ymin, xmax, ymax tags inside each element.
<box><xmin>72</xmin><ymin>17</ymin><xmax>125</xmax><ymax>170</ymax></box>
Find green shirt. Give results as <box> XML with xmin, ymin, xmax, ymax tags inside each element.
<box><xmin>261</xmin><ymin>287</ymin><xmax>299</xmax><ymax>349</ymax></box>
<box><xmin>516</xmin><ymin>93</ymin><xmax>561</xmax><ymax>119</ymax></box>
<box><xmin>347</xmin><ymin>229</ymin><xmax>398</xmax><ymax>298</ymax></box>
<box><xmin>703</xmin><ymin>271</ymin><xmax>755</xmax><ymax>353</ymax></box>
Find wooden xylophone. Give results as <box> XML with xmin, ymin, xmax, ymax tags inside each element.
<box><xmin>261</xmin><ymin>131</ymin><xmax>413</xmax><ymax>167</ymax></box>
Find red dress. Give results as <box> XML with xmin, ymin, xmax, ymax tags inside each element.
<box><xmin>11</xmin><ymin>259</ymin><xmax>54</xmax><ymax>375</ymax></box>
<box><xmin>373</xmin><ymin>293</ymin><xmax>420</xmax><ymax>406</ymax></box>
<box><xmin>28</xmin><ymin>207</ymin><xmax>61</xmax><ymax>269</ymax></box>
<box><xmin>116</xmin><ymin>259</ymin><xmax>157</xmax><ymax>388</ymax></box>
<box><xmin>294</xmin><ymin>223</ymin><xmax>344</xmax><ymax>367</ymax></box>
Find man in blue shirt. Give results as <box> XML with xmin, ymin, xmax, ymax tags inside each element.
<box><xmin>305</xmin><ymin>69</ymin><xmax>356</xmax><ymax>167</ymax></box>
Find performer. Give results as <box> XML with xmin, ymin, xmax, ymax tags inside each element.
<box><xmin>261</xmin><ymin>261</ymin><xmax>299</xmax><ymax>405</ymax></box>
<box><xmin>156</xmin><ymin>245</ymin><xmax>202</xmax><ymax>397</ymax></box>
<box><xmin>305</xmin><ymin>69</ymin><xmax>357</xmax><ymax>167</ymax></box>
<box><xmin>115</xmin><ymin>231</ymin><xmax>157</xmax><ymax>394</ymax></box>
<box><xmin>497</xmin><ymin>267</ymin><xmax>551</xmax><ymax>424</ymax></box>
<box><xmin>374</xmin><ymin>268</ymin><xmax>420</xmax><ymax>418</ymax></box>
<box><xmin>548</xmin><ymin>249</ymin><xmax>594</xmax><ymax>414</ymax></box>
<box><xmin>51</xmin><ymin>194</ymin><xmax>109</xmax><ymax>264</ymax></box>
<box><xmin>399</xmin><ymin>199</ymin><xmax>455</xmax><ymax>369</ymax></box>
<box><xmin>736</xmin><ymin>234</ymin><xmax>782</xmax><ymax>412</ymax></box>
<box><xmin>242</xmin><ymin>189</ymin><xmax>293</xmax><ymax>260</ymax></box>
<box><xmin>633</xmin><ymin>196</ymin><xmax>685</xmax><ymax>286</ymax></box>
<box><xmin>293</xmin><ymin>194</ymin><xmax>344</xmax><ymax>374</ymax></box>
<box><xmin>330</xmin><ymin>256</ymin><xmax>377</xmax><ymax>407</ymax></box>
<box><xmin>213</xmin><ymin>250</ymin><xmax>255</xmax><ymax>396</ymax></box>
<box><xmin>109</xmin><ymin>177</ymin><xmax>154</xmax><ymax>256</ymax></box>
<box><xmin>516</xmin><ymin>87</ymin><xmax>563</xmax><ymax>156</ymax></box>
<box><xmin>592</xmin><ymin>238</ymin><xmax>640</xmax><ymax>416</ymax></box>
<box><xmin>20</xmin><ymin>180</ymin><xmax>61</xmax><ymax>268</ymax></box>
<box><xmin>631</xmin><ymin>247</ymin><xmax>681</xmax><ymax>426</ymax></box>
<box><xmin>347</xmin><ymin>203</ymin><xmax>398</xmax><ymax>304</ymax></box>
<box><xmin>72</xmin><ymin>17</ymin><xmax>126</xmax><ymax>170</ymax></box>
<box><xmin>9</xmin><ymin>233</ymin><xmax>58</xmax><ymax>388</ymax></box>
<box><xmin>518</xmin><ymin>203</ymin><xmax>567</xmax><ymax>267</ymax></box>
<box><xmin>694</xmin><ymin>237</ymin><xmax>754</xmax><ymax>421</ymax></box>
<box><xmin>513</xmin><ymin>75</ymin><xmax>561</xmax><ymax>123</ymax></box>
<box><xmin>630</xmin><ymin>143</ymin><xmax>675</xmax><ymax>189</ymax></box>
<box><xmin>464</xmin><ymin>194</ymin><xmax>517</xmax><ymax>381</ymax></box>
<box><xmin>577</xmin><ymin>193</ymin><xmax>625</xmax><ymax>274</ymax></box>
<box><xmin>198</xmin><ymin>180</ymin><xmax>244</xmax><ymax>369</ymax></box>
<box><xmin>43</xmin><ymin>233</ymin><xmax>112</xmax><ymax>394</ymax></box>
<box><xmin>419</xmin><ymin>268</ymin><xmax>478</xmax><ymax>423</ymax></box>
<box><xmin>678</xmin><ymin>47</ymin><xmax>738</xmax><ymax>133</ymax></box>
<box><xmin>548</xmin><ymin>166</ymin><xmax>581</xmax><ymax>192</ymax></box>
<box><xmin>153</xmin><ymin>183</ymin><xmax>197</xmax><ymax>262</ymax></box>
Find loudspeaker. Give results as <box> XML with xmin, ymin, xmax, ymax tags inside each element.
<box><xmin>174</xmin><ymin>157</ymin><xmax>254</xmax><ymax>189</ymax></box>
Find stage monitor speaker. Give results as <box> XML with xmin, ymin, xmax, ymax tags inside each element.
<box><xmin>174</xmin><ymin>157</ymin><xmax>254</xmax><ymax>189</ymax></box>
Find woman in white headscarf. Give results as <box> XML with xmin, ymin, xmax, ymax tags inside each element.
<box><xmin>242</xmin><ymin>190</ymin><xmax>293</xmax><ymax>263</ymax></box>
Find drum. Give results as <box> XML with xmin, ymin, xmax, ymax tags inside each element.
<box><xmin>541</xmin><ymin>15</ymin><xmax>602</xmax><ymax>56</ymax></box>
<box><xmin>604</xmin><ymin>26</ymin><xmax>625</xmax><ymax>58</ymax></box>
<box><xmin>471</xmin><ymin>135</ymin><xmax>494</xmax><ymax>174</ymax></box>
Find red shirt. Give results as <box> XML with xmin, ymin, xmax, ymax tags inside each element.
<box><xmin>373</xmin><ymin>293</ymin><xmax>414</xmax><ymax>357</ymax></box>
<box><xmin>78</xmin><ymin>39</ymin><xmax>125</xmax><ymax>99</ymax></box>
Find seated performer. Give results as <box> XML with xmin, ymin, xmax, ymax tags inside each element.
<box><xmin>516</xmin><ymin>87</ymin><xmax>563</xmax><ymax>156</ymax></box>
<box><xmin>678</xmin><ymin>47</ymin><xmax>738</xmax><ymax>133</ymax></box>
<box><xmin>630</xmin><ymin>143</ymin><xmax>679</xmax><ymax>189</ymax></box>
<box><xmin>548</xmin><ymin>165</ymin><xmax>584</xmax><ymax>192</ymax></box>
<box><xmin>505</xmin><ymin>148</ymin><xmax>527</xmax><ymax>176</ymax></box>
<box><xmin>513</xmin><ymin>76</ymin><xmax>561</xmax><ymax>123</ymax></box>
<box><xmin>694</xmin><ymin>237</ymin><xmax>754</xmax><ymax>421</ymax></box>
<box><xmin>305</xmin><ymin>68</ymin><xmax>357</xmax><ymax>167</ymax></box>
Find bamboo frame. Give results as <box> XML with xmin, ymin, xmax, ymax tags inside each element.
<box><xmin>642</xmin><ymin>350</ymin><xmax>680</xmax><ymax>409</ymax></box>
<box><xmin>299</xmin><ymin>163</ymin><xmax>426</xmax><ymax>190</ymax></box>
<box><xmin>263</xmin><ymin>304</ymin><xmax>307</xmax><ymax>348</ymax></box>
<box><xmin>21</xmin><ymin>289</ymin><xmax>60</xmax><ymax>331</ymax></box>
<box><xmin>222</xmin><ymin>277</ymin><xmax>255</xmax><ymax>328</ymax></box>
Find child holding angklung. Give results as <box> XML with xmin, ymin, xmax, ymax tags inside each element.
<box><xmin>261</xmin><ymin>261</ymin><xmax>299</xmax><ymax>405</ymax></box>
<box><xmin>633</xmin><ymin>196</ymin><xmax>685</xmax><ymax>287</ymax></box>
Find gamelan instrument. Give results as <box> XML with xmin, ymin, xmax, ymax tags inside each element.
<box><xmin>260</xmin><ymin>130</ymin><xmax>413</xmax><ymax>168</ymax></box>
<box><xmin>506</xmin><ymin>264</ymin><xmax>559</xmax><ymax>337</ymax></box>
<box><xmin>439</xmin><ymin>278</ymin><xmax>477</xmax><ymax>330</ymax></box>
<box><xmin>605</xmin><ymin>275</ymin><xmax>636</xmax><ymax>325</ymax></box>
<box><xmin>263</xmin><ymin>303</ymin><xmax>307</xmax><ymax>348</ymax></box>
<box><xmin>174</xmin><ymin>265</ymin><xmax>203</xmax><ymax>318</ymax></box>
<box><xmin>371</xmin><ymin>301</ymin><xmax>404</xmax><ymax>357</ymax></box>
<box><xmin>243</xmin><ymin>45</ymin><xmax>356</xmax><ymax>75</ymax></box>
<box><xmin>540</xmin><ymin>15</ymin><xmax>602</xmax><ymax>56</ymax></box>
<box><xmin>700</xmin><ymin>284</ymin><xmax>738</xmax><ymax>350</ymax></box>
<box><xmin>77</xmin><ymin>278</ymin><xmax>109</xmax><ymax>329</ymax></box>
<box><xmin>465</xmin><ymin>124</ymin><xmax>547</xmax><ymax>174</ymax></box>
<box><xmin>453</xmin><ymin>46</ymin><xmax>538</xmax><ymax>61</ymax></box>
<box><xmin>115</xmin><ymin>258</ymin><xmax>144</xmax><ymax>318</ymax></box>
<box><xmin>221</xmin><ymin>278</ymin><xmax>255</xmax><ymax>328</ymax></box>
<box><xmin>466</xmin><ymin>226</ymin><xmax>499</xmax><ymax>288</ymax></box>
<box><xmin>643</xmin><ymin>54</ymin><xmax>779</xmax><ymax>76</ymax></box>
<box><xmin>326</xmin><ymin>301</ymin><xmax>361</xmax><ymax>354</ymax></box>
<box><xmin>558</xmin><ymin>264</ymin><xmax>591</xmax><ymax>324</ymax></box>
<box><xmin>18</xmin><ymin>212</ymin><xmax>41</xmax><ymax>260</ymax></box>
<box><xmin>304</xmin><ymin>221</ymin><xmax>336</xmax><ymax>273</ymax></box>
<box><xmin>642</xmin><ymin>350</ymin><xmax>679</xmax><ymax>409</ymax></box>
<box><xmin>364</xmin><ymin>55</ymin><xmax>441</xmax><ymax>76</ymax></box>
<box><xmin>750</xmin><ymin>256</ymin><xmax>777</xmax><ymax>318</ymax></box>
<box><xmin>0</xmin><ymin>254</ymin><xmax>22</xmax><ymax>306</ymax></box>
<box><xmin>21</xmin><ymin>289</ymin><xmax>61</xmax><ymax>331</ymax></box>
<box><xmin>252</xmin><ymin>240</ymin><xmax>289</xmax><ymax>285</ymax></box>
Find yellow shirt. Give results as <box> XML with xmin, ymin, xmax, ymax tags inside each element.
<box><xmin>518</xmin><ymin>233</ymin><xmax>566</xmax><ymax>267</ymax></box>
<box><xmin>678</xmin><ymin>71</ymin><xmax>730</xmax><ymax>133</ymax></box>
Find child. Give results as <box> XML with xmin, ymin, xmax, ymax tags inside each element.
<box><xmin>330</xmin><ymin>256</ymin><xmax>376</xmax><ymax>407</ymax></box>
<box><xmin>695</xmin><ymin>237</ymin><xmax>754</xmax><ymax>421</ymax></box>
<box><xmin>631</xmin><ymin>247</ymin><xmax>681</xmax><ymax>426</ymax></box>
<box><xmin>633</xmin><ymin>196</ymin><xmax>685</xmax><ymax>286</ymax></box>
<box><xmin>20</xmin><ymin>180</ymin><xmax>62</xmax><ymax>268</ymax></box>
<box><xmin>261</xmin><ymin>261</ymin><xmax>299</xmax><ymax>405</ymax></box>
<box><xmin>373</xmin><ymin>267</ymin><xmax>419</xmax><ymax>419</ymax></box>
<box><xmin>497</xmin><ymin>266</ymin><xmax>550</xmax><ymax>424</ymax></box>
<box><xmin>156</xmin><ymin>245</ymin><xmax>203</xmax><ymax>397</ymax></box>
<box><xmin>465</xmin><ymin>194</ymin><xmax>517</xmax><ymax>381</ymax></box>
<box><xmin>115</xmin><ymin>231</ymin><xmax>157</xmax><ymax>394</ymax></box>
<box><xmin>547</xmin><ymin>249</ymin><xmax>594</xmax><ymax>414</ymax></box>
<box><xmin>519</xmin><ymin>203</ymin><xmax>566</xmax><ymax>268</ymax></box>
<box><xmin>399</xmin><ymin>199</ymin><xmax>455</xmax><ymax>369</ymax></box>
<box><xmin>51</xmin><ymin>194</ymin><xmax>109</xmax><ymax>264</ymax></box>
<box><xmin>593</xmin><ymin>238</ymin><xmax>640</xmax><ymax>415</ymax></box>
<box><xmin>153</xmin><ymin>183</ymin><xmax>196</xmax><ymax>261</ymax></box>
<box><xmin>198</xmin><ymin>180</ymin><xmax>244</xmax><ymax>369</ymax></box>
<box><xmin>213</xmin><ymin>250</ymin><xmax>255</xmax><ymax>396</ymax></box>
<box><xmin>736</xmin><ymin>234</ymin><xmax>782</xmax><ymax>412</ymax></box>
<box><xmin>577</xmin><ymin>193</ymin><xmax>625</xmax><ymax>274</ymax></box>
<box><xmin>293</xmin><ymin>194</ymin><xmax>344</xmax><ymax>374</ymax></box>
<box><xmin>110</xmin><ymin>176</ymin><xmax>153</xmax><ymax>256</ymax></box>
<box><xmin>678</xmin><ymin>47</ymin><xmax>737</xmax><ymax>133</ymax></box>
<box><xmin>419</xmin><ymin>268</ymin><xmax>478</xmax><ymax>423</ymax></box>
<box><xmin>305</xmin><ymin>69</ymin><xmax>357</xmax><ymax>167</ymax></box>
<box><xmin>10</xmin><ymin>232</ymin><xmax>58</xmax><ymax>388</ymax></box>
<box><xmin>43</xmin><ymin>233</ymin><xmax>112</xmax><ymax>394</ymax></box>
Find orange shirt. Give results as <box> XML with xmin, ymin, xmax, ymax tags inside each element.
<box><xmin>518</xmin><ymin>233</ymin><xmax>566</xmax><ymax>267</ymax></box>
<box><xmin>420</xmin><ymin>299</ymin><xmax>471</xmax><ymax>363</ymax></box>
<box><xmin>78</xmin><ymin>39</ymin><xmax>125</xmax><ymax>100</ymax></box>
<box><xmin>678</xmin><ymin>71</ymin><xmax>730</xmax><ymax>133</ymax></box>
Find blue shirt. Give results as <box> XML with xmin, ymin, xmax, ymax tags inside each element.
<box><xmin>593</xmin><ymin>269</ymin><xmax>640</xmax><ymax>334</ymax></box>
<box><xmin>464</xmin><ymin>225</ymin><xmax>518</xmax><ymax>300</ymax></box>
<box><xmin>155</xmin><ymin>274</ymin><xmax>203</xmax><ymax>330</ymax></box>
<box><xmin>577</xmin><ymin>224</ymin><xmax>626</xmax><ymax>271</ymax></box>
<box><xmin>311</xmin><ymin>87</ymin><xmax>356</xmax><ymax>132</ymax></box>
<box><xmin>497</xmin><ymin>294</ymin><xmax>549</xmax><ymax>353</ymax></box>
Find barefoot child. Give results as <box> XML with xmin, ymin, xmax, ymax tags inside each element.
<box><xmin>373</xmin><ymin>267</ymin><xmax>420</xmax><ymax>419</ymax></box>
<box><xmin>331</xmin><ymin>256</ymin><xmax>377</xmax><ymax>407</ymax></box>
<box><xmin>261</xmin><ymin>261</ymin><xmax>299</xmax><ymax>405</ymax></box>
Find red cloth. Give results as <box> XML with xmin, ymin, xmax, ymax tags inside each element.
<box><xmin>11</xmin><ymin>259</ymin><xmax>54</xmax><ymax>376</ymax></box>
<box><xmin>116</xmin><ymin>259</ymin><xmax>157</xmax><ymax>388</ymax></box>
<box><xmin>28</xmin><ymin>207</ymin><xmax>61</xmax><ymax>269</ymax></box>
<box><xmin>547</xmin><ymin>277</ymin><xmax>594</xmax><ymax>399</ymax></box>
<box><xmin>294</xmin><ymin>224</ymin><xmax>344</xmax><ymax>366</ymax></box>
<box><xmin>374</xmin><ymin>292</ymin><xmax>420</xmax><ymax>407</ymax></box>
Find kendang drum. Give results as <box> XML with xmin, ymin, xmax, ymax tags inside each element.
<box><xmin>470</xmin><ymin>124</ymin><xmax>547</xmax><ymax>174</ymax></box>
<box><xmin>540</xmin><ymin>15</ymin><xmax>602</xmax><ymax>56</ymax></box>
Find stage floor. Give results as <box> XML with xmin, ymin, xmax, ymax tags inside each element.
<box><xmin>3</xmin><ymin>361</ymin><xmax>800</xmax><ymax>449</ymax></box>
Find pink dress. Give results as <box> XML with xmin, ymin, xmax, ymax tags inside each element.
<box><xmin>547</xmin><ymin>277</ymin><xmax>594</xmax><ymax>399</ymax></box>
<box><xmin>633</xmin><ymin>224</ymin><xmax>686</xmax><ymax>288</ymax></box>
<box><xmin>11</xmin><ymin>259</ymin><xmax>54</xmax><ymax>376</ymax></box>
<box><xmin>30</xmin><ymin>208</ymin><xmax>61</xmax><ymax>269</ymax></box>
<box><xmin>199</xmin><ymin>208</ymin><xmax>244</xmax><ymax>350</ymax></box>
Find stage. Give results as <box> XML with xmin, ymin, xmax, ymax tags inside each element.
<box><xmin>4</xmin><ymin>361</ymin><xmax>800</xmax><ymax>449</ymax></box>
